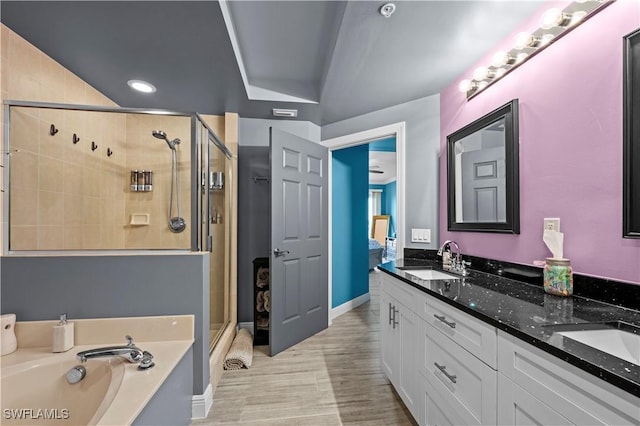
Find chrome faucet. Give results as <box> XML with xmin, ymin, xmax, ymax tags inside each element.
<box><xmin>76</xmin><ymin>335</ymin><xmax>154</xmax><ymax>369</ymax></box>
<box><xmin>437</xmin><ymin>240</ymin><xmax>471</xmax><ymax>276</ymax></box>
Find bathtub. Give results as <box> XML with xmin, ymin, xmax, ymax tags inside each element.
<box><xmin>1</xmin><ymin>315</ymin><xmax>194</xmax><ymax>426</ymax></box>
<box><xmin>2</xmin><ymin>355</ymin><xmax>124</xmax><ymax>425</ymax></box>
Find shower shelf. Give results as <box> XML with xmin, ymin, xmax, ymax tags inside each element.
<box><xmin>130</xmin><ymin>213</ymin><xmax>150</xmax><ymax>226</ymax></box>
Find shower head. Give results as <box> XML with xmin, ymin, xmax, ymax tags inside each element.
<box><xmin>152</xmin><ymin>130</ymin><xmax>180</xmax><ymax>150</ymax></box>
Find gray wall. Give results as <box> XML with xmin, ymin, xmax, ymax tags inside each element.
<box><xmin>237</xmin><ymin>147</ymin><xmax>270</xmax><ymax>324</ymax></box>
<box><xmin>239</xmin><ymin>117</ymin><xmax>320</xmax><ymax>146</ymax></box>
<box><xmin>0</xmin><ymin>254</ymin><xmax>210</xmax><ymax>396</ymax></box>
<box><xmin>322</xmin><ymin>94</ymin><xmax>441</xmax><ymax>250</ymax></box>
<box><xmin>133</xmin><ymin>347</ymin><xmax>193</xmax><ymax>426</ymax></box>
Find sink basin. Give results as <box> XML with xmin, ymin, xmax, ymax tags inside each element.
<box><xmin>556</xmin><ymin>326</ymin><xmax>640</xmax><ymax>365</ymax></box>
<box><xmin>406</xmin><ymin>270</ymin><xmax>459</xmax><ymax>281</ymax></box>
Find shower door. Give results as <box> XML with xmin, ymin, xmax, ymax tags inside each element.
<box><xmin>196</xmin><ymin>118</ymin><xmax>233</xmax><ymax>352</ymax></box>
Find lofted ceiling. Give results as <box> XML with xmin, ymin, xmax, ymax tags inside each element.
<box><xmin>1</xmin><ymin>1</ymin><xmax>544</xmax><ymax>125</ymax></box>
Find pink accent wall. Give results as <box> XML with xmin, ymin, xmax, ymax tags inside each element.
<box><xmin>439</xmin><ymin>1</ymin><xmax>640</xmax><ymax>284</ymax></box>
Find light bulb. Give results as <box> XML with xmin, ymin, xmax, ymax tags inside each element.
<box><xmin>127</xmin><ymin>80</ymin><xmax>156</xmax><ymax>93</ymax></box>
<box><xmin>516</xmin><ymin>53</ymin><xmax>528</xmax><ymax>64</ymax></box>
<box><xmin>570</xmin><ymin>10</ymin><xmax>587</xmax><ymax>26</ymax></box>
<box><xmin>477</xmin><ymin>81</ymin><xmax>489</xmax><ymax>90</ymax></box>
<box><xmin>514</xmin><ymin>32</ymin><xmax>539</xmax><ymax>49</ymax></box>
<box><xmin>492</xmin><ymin>51</ymin><xmax>515</xmax><ymax>67</ymax></box>
<box><xmin>473</xmin><ymin>66</ymin><xmax>494</xmax><ymax>81</ymax></box>
<box><xmin>540</xmin><ymin>34</ymin><xmax>555</xmax><ymax>46</ymax></box>
<box><xmin>458</xmin><ymin>79</ymin><xmax>475</xmax><ymax>93</ymax></box>
<box><xmin>541</xmin><ymin>8</ymin><xmax>571</xmax><ymax>29</ymax></box>
<box><xmin>494</xmin><ymin>68</ymin><xmax>507</xmax><ymax>78</ymax></box>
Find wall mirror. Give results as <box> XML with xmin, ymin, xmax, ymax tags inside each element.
<box><xmin>447</xmin><ymin>99</ymin><xmax>520</xmax><ymax>233</ymax></box>
<box><xmin>623</xmin><ymin>29</ymin><xmax>640</xmax><ymax>238</ymax></box>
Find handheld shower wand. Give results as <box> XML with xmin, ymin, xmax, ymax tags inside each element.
<box><xmin>152</xmin><ymin>130</ymin><xmax>186</xmax><ymax>233</ymax></box>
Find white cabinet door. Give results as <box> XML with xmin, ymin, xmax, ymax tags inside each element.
<box><xmin>380</xmin><ymin>290</ymin><xmax>399</xmax><ymax>383</ymax></box>
<box><xmin>497</xmin><ymin>372</ymin><xmax>572</xmax><ymax>426</ymax></box>
<box><xmin>498</xmin><ymin>330</ymin><xmax>640</xmax><ymax>425</ymax></box>
<box><xmin>397</xmin><ymin>303</ymin><xmax>420</xmax><ymax>420</ymax></box>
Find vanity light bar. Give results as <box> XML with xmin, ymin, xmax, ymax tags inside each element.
<box><xmin>459</xmin><ymin>0</ymin><xmax>615</xmax><ymax>99</ymax></box>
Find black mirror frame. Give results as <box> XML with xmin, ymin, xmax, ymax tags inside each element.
<box><xmin>447</xmin><ymin>99</ymin><xmax>520</xmax><ymax>234</ymax></box>
<box><xmin>623</xmin><ymin>29</ymin><xmax>640</xmax><ymax>238</ymax></box>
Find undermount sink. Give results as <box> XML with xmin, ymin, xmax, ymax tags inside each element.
<box><xmin>548</xmin><ymin>322</ymin><xmax>640</xmax><ymax>366</ymax></box>
<box><xmin>405</xmin><ymin>269</ymin><xmax>460</xmax><ymax>281</ymax></box>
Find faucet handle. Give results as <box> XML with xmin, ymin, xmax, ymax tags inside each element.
<box><xmin>125</xmin><ymin>335</ymin><xmax>134</xmax><ymax>346</ymax></box>
<box><xmin>139</xmin><ymin>351</ymin><xmax>155</xmax><ymax>370</ymax></box>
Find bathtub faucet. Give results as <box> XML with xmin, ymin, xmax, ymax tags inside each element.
<box><xmin>76</xmin><ymin>335</ymin><xmax>154</xmax><ymax>369</ymax></box>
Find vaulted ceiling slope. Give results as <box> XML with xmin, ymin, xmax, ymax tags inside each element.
<box><xmin>1</xmin><ymin>1</ymin><xmax>543</xmax><ymax>125</ymax></box>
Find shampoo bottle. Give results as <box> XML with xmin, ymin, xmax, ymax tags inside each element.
<box><xmin>52</xmin><ymin>313</ymin><xmax>74</xmax><ymax>353</ymax></box>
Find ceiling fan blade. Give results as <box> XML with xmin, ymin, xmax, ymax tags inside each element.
<box><xmin>369</xmin><ymin>169</ymin><xmax>384</xmax><ymax>174</ymax></box>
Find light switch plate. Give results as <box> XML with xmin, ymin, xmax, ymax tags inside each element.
<box><xmin>411</xmin><ymin>228</ymin><xmax>431</xmax><ymax>243</ymax></box>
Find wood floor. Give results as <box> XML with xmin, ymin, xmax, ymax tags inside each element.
<box><xmin>193</xmin><ymin>271</ymin><xmax>416</xmax><ymax>425</ymax></box>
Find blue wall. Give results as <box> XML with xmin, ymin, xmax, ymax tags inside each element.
<box><xmin>369</xmin><ymin>181</ymin><xmax>397</xmax><ymax>238</ymax></box>
<box><xmin>332</xmin><ymin>145</ymin><xmax>369</xmax><ymax>308</ymax></box>
<box><xmin>368</xmin><ymin>136</ymin><xmax>396</xmax><ymax>152</ymax></box>
<box><xmin>384</xmin><ymin>181</ymin><xmax>397</xmax><ymax>237</ymax></box>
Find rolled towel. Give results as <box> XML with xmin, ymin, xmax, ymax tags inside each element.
<box><xmin>223</xmin><ymin>328</ymin><xmax>253</xmax><ymax>370</ymax></box>
<box><xmin>263</xmin><ymin>290</ymin><xmax>270</xmax><ymax>313</ymax></box>
<box><xmin>256</xmin><ymin>267</ymin><xmax>269</xmax><ymax>287</ymax></box>
<box><xmin>256</xmin><ymin>291</ymin><xmax>265</xmax><ymax>312</ymax></box>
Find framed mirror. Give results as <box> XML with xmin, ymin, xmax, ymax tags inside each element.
<box><xmin>447</xmin><ymin>99</ymin><xmax>520</xmax><ymax>233</ymax></box>
<box><xmin>623</xmin><ymin>29</ymin><xmax>640</xmax><ymax>238</ymax></box>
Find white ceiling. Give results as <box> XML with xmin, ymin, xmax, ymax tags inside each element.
<box><xmin>369</xmin><ymin>151</ymin><xmax>397</xmax><ymax>185</ymax></box>
<box><xmin>1</xmin><ymin>1</ymin><xmax>545</xmax><ymax>125</ymax></box>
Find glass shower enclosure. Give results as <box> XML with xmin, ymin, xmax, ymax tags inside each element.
<box><xmin>2</xmin><ymin>100</ymin><xmax>234</xmax><ymax>351</ymax></box>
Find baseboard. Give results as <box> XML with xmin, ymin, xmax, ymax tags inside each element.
<box><xmin>330</xmin><ymin>292</ymin><xmax>370</xmax><ymax>320</ymax></box>
<box><xmin>238</xmin><ymin>322</ymin><xmax>254</xmax><ymax>335</ymax></box>
<box><xmin>191</xmin><ymin>383</ymin><xmax>213</xmax><ymax>419</ymax></box>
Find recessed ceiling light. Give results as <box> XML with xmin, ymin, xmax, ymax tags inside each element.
<box><xmin>127</xmin><ymin>79</ymin><xmax>156</xmax><ymax>94</ymax></box>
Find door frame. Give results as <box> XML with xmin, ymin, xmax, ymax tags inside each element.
<box><xmin>322</xmin><ymin>121</ymin><xmax>406</xmax><ymax>325</ymax></box>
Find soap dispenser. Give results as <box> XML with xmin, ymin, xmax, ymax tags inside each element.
<box><xmin>52</xmin><ymin>313</ymin><xmax>74</xmax><ymax>353</ymax></box>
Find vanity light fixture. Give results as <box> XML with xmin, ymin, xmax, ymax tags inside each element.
<box><xmin>127</xmin><ymin>79</ymin><xmax>156</xmax><ymax>94</ymax></box>
<box><xmin>458</xmin><ymin>0</ymin><xmax>615</xmax><ymax>99</ymax></box>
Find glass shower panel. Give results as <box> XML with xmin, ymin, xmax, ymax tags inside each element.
<box><xmin>6</xmin><ymin>104</ymin><xmax>192</xmax><ymax>251</ymax></box>
<box><xmin>208</xmin><ymin>129</ymin><xmax>231</xmax><ymax>350</ymax></box>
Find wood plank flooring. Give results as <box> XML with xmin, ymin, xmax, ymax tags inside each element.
<box><xmin>193</xmin><ymin>271</ymin><xmax>416</xmax><ymax>425</ymax></box>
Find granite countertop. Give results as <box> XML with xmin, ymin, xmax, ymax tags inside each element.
<box><xmin>377</xmin><ymin>258</ymin><xmax>640</xmax><ymax>398</ymax></box>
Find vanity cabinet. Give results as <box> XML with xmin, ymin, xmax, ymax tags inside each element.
<box><xmin>381</xmin><ymin>274</ymin><xmax>496</xmax><ymax>426</ymax></box>
<box><xmin>380</xmin><ymin>272</ymin><xmax>640</xmax><ymax>426</ymax></box>
<box><xmin>380</xmin><ymin>283</ymin><xmax>421</xmax><ymax>420</ymax></box>
<box><xmin>497</xmin><ymin>330</ymin><xmax>640</xmax><ymax>426</ymax></box>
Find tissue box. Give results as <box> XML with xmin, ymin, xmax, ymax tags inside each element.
<box><xmin>543</xmin><ymin>258</ymin><xmax>573</xmax><ymax>296</ymax></box>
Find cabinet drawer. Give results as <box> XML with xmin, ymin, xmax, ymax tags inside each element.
<box><xmin>381</xmin><ymin>273</ymin><xmax>426</xmax><ymax>314</ymax></box>
<box><xmin>425</xmin><ymin>296</ymin><xmax>497</xmax><ymax>368</ymax></box>
<box><xmin>498</xmin><ymin>331</ymin><xmax>640</xmax><ymax>425</ymax></box>
<box><xmin>423</xmin><ymin>323</ymin><xmax>497</xmax><ymax>425</ymax></box>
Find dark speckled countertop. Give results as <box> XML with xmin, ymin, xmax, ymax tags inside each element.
<box><xmin>378</xmin><ymin>258</ymin><xmax>640</xmax><ymax>398</ymax></box>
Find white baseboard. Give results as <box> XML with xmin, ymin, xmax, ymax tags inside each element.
<box><xmin>330</xmin><ymin>292</ymin><xmax>370</xmax><ymax>321</ymax></box>
<box><xmin>238</xmin><ymin>322</ymin><xmax>254</xmax><ymax>335</ymax></box>
<box><xmin>191</xmin><ymin>383</ymin><xmax>213</xmax><ymax>419</ymax></box>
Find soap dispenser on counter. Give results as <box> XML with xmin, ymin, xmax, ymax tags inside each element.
<box><xmin>52</xmin><ymin>313</ymin><xmax>74</xmax><ymax>353</ymax></box>
<box><xmin>1</xmin><ymin>313</ymin><xmax>18</xmax><ymax>356</ymax></box>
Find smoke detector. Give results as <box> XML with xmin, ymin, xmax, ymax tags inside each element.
<box><xmin>272</xmin><ymin>108</ymin><xmax>298</xmax><ymax>118</ymax></box>
<box><xmin>379</xmin><ymin>3</ymin><xmax>396</xmax><ymax>18</ymax></box>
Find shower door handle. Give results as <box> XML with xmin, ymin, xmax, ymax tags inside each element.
<box><xmin>273</xmin><ymin>248</ymin><xmax>290</xmax><ymax>257</ymax></box>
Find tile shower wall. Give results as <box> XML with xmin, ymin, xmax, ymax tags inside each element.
<box><xmin>123</xmin><ymin>114</ymin><xmax>191</xmax><ymax>249</ymax></box>
<box><xmin>1</xmin><ymin>25</ymin><xmax>204</xmax><ymax>250</ymax></box>
<box><xmin>9</xmin><ymin>107</ymin><xmax>127</xmax><ymax>249</ymax></box>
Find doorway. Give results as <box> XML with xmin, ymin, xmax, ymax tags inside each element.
<box><xmin>322</xmin><ymin>122</ymin><xmax>406</xmax><ymax>324</ymax></box>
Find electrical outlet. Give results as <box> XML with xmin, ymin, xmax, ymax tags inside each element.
<box><xmin>543</xmin><ymin>218</ymin><xmax>560</xmax><ymax>232</ymax></box>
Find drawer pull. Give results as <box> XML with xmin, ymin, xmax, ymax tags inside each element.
<box><xmin>393</xmin><ymin>306</ymin><xmax>399</xmax><ymax>329</ymax></box>
<box><xmin>434</xmin><ymin>362</ymin><xmax>457</xmax><ymax>384</ymax></box>
<box><xmin>388</xmin><ymin>303</ymin><xmax>394</xmax><ymax>325</ymax></box>
<box><xmin>433</xmin><ymin>314</ymin><xmax>456</xmax><ymax>328</ymax></box>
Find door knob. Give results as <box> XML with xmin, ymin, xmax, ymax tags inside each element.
<box><xmin>273</xmin><ymin>248</ymin><xmax>290</xmax><ymax>257</ymax></box>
